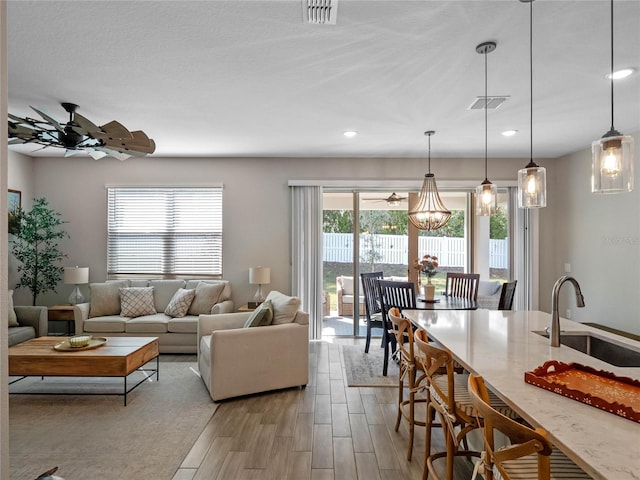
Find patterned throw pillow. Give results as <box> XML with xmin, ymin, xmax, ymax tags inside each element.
<box><xmin>120</xmin><ymin>287</ymin><xmax>157</xmax><ymax>318</ymax></box>
<box><xmin>8</xmin><ymin>290</ymin><xmax>19</xmax><ymax>327</ymax></box>
<box><xmin>243</xmin><ymin>300</ymin><xmax>274</xmax><ymax>328</ymax></box>
<box><xmin>164</xmin><ymin>288</ymin><xmax>196</xmax><ymax>318</ymax></box>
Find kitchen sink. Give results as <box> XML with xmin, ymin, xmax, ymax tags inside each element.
<box><xmin>532</xmin><ymin>330</ymin><xmax>640</xmax><ymax>367</ymax></box>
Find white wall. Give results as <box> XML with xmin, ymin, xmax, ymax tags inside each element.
<box><xmin>21</xmin><ymin>154</ymin><xmax>521</xmax><ymax>307</ymax></box>
<box><xmin>540</xmin><ymin>130</ymin><xmax>640</xmax><ymax>335</ymax></box>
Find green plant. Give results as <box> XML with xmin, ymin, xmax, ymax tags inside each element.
<box><xmin>11</xmin><ymin>197</ymin><xmax>69</xmax><ymax>305</ymax></box>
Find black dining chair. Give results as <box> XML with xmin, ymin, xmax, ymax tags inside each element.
<box><xmin>360</xmin><ymin>271</ymin><xmax>384</xmax><ymax>354</ymax></box>
<box><xmin>497</xmin><ymin>280</ymin><xmax>517</xmax><ymax>310</ymax></box>
<box><xmin>377</xmin><ymin>279</ymin><xmax>417</xmax><ymax>376</ymax></box>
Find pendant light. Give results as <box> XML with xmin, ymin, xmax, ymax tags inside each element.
<box><xmin>517</xmin><ymin>0</ymin><xmax>547</xmax><ymax>209</ymax></box>
<box><xmin>591</xmin><ymin>0</ymin><xmax>634</xmax><ymax>194</ymax></box>
<box><xmin>475</xmin><ymin>41</ymin><xmax>498</xmax><ymax>216</ymax></box>
<box><xmin>409</xmin><ymin>131</ymin><xmax>451</xmax><ymax>230</ymax></box>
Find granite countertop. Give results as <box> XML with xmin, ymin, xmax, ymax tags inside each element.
<box><xmin>403</xmin><ymin>309</ymin><xmax>640</xmax><ymax>480</ymax></box>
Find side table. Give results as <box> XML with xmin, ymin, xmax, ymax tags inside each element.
<box><xmin>237</xmin><ymin>305</ymin><xmax>256</xmax><ymax>312</ymax></box>
<box><xmin>48</xmin><ymin>305</ymin><xmax>75</xmax><ymax>336</ymax></box>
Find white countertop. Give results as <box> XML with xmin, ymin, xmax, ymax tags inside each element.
<box><xmin>402</xmin><ymin>309</ymin><xmax>640</xmax><ymax>480</ymax></box>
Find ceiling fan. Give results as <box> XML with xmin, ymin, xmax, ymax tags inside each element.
<box><xmin>364</xmin><ymin>192</ymin><xmax>408</xmax><ymax>206</ymax></box>
<box><xmin>7</xmin><ymin>102</ymin><xmax>156</xmax><ymax>161</ymax></box>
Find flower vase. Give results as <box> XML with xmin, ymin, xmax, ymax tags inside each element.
<box><xmin>425</xmin><ymin>278</ymin><xmax>435</xmax><ymax>301</ymax></box>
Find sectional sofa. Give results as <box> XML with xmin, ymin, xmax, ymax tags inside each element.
<box><xmin>73</xmin><ymin>279</ymin><xmax>233</xmax><ymax>353</ymax></box>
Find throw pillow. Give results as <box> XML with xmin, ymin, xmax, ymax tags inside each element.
<box><xmin>243</xmin><ymin>300</ymin><xmax>274</xmax><ymax>328</ymax></box>
<box><xmin>265</xmin><ymin>290</ymin><xmax>301</xmax><ymax>325</ymax></box>
<box><xmin>89</xmin><ymin>281</ymin><xmax>129</xmax><ymax>317</ymax></box>
<box><xmin>187</xmin><ymin>282</ymin><xmax>225</xmax><ymax>315</ymax></box>
<box><xmin>120</xmin><ymin>287</ymin><xmax>157</xmax><ymax>318</ymax></box>
<box><xmin>8</xmin><ymin>290</ymin><xmax>19</xmax><ymax>327</ymax></box>
<box><xmin>164</xmin><ymin>288</ymin><xmax>196</xmax><ymax>318</ymax></box>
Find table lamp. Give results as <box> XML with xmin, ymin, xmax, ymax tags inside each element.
<box><xmin>249</xmin><ymin>266</ymin><xmax>270</xmax><ymax>308</ymax></box>
<box><xmin>64</xmin><ymin>266</ymin><xmax>89</xmax><ymax>305</ymax></box>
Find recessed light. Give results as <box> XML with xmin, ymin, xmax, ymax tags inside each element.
<box><xmin>343</xmin><ymin>131</ymin><xmax>357</xmax><ymax>138</ymax></box>
<box><xmin>501</xmin><ymin>130</ymin><xmax>518</xmax><ymax>137</ymax></box>
<box><xmin>607</xmin><ymin>68</ymin><xmax>635</xmax><ymax>80</ymax></box>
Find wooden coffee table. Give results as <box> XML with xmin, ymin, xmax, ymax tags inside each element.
<box><xmin>8</xmin><ymin>336</ymin><xmax>159</xmax><ymax>405</ymax></box>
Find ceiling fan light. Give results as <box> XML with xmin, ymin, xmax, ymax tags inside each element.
<box><xmin>591</xmin><ymin>133</ymin><xmax>634</xmax><ymax>193</ymax></box>
<box><xmin>517</xmin><ymin>161</ymin><xmax>546</xmax><ymax>208</ymax></box>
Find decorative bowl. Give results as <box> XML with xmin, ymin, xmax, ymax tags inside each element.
<box><xmin>69</xmin><ymin>335</ymin><xmax>92</xmax><ymax>348</ymax></box>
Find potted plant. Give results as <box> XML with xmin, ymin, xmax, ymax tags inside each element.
<box><xmin>11</xmin><ymin>197</ymin><xmax>69</xmax><ymax>305</ymax></box>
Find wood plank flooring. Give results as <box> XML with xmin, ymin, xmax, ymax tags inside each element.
<box><xmin>172</xmin><ymin>338</ymin><xmax>476</xmax><ymax>480</ymax></box>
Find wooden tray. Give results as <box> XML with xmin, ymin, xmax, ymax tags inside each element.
<box><xmin>524</xmin><ymin>360</ymin><xmax>640</xmax><ymax>423</ymax></box>
<box><xmin>53</xmin><ymin>337</ymin><xmax>108</xmax><ymax>351</ymax></box>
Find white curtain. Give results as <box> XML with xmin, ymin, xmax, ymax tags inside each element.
<box><xmin>290</xmin><ymin>185</ymin><xmax>323</xmax><ymax>339</ymax></box>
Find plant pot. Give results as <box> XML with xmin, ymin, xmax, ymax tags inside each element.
<box><xmin>425</xmin><ymin>282</ymin><xmax>435</xmax><ymax>301</ymax></box>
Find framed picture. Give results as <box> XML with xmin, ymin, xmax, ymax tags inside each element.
<box><xmin>8</xmin><ymin>189</ymin><xmax>22</xmax><ymax>235</ymax></box>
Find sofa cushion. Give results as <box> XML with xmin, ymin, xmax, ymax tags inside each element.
<box><xmin>120</xmin><ymin>287</ymin><xmax>157</xmax><ymax>318</ymax></box>
<box><xmin>83</xmin><ymin>316</ymin><xmax>127</xmax><ymax>333</ymax></box>
<box><xmin>149</xmin><ymin>280</ymin><xmax>187</xmax><ymax>312</ymax></box>
<box><xmin>186</xmin><ymin>279</ymin><xmax>231</xmax><ymax>301</ymax></box>
<box><xmin>167</xmin><ymin>315</ymin><xmax>199</xmax><ymax>334</ymax></box>
<box><xmin>340</xmin><ymin>276</ymin><xmax>354</xmax><ymax>294</ymax></box>
<box><xmin>188</xmin><ymin>282</ymin><xmax>225</xmax><ymax>315</ymax></box>
<box><xmin>243</xmin><ymin>300</ymin><xmax>274</xmax><ymax>328</ymax></box>
<box><xmin>89</xmin><ymin>281</ymin><xmax>129</xmax><ymax>317</ymax></box>
<box><xmin>8</xmin><ymin>290</ymin><xmax>18</xmax><ymax>327</ymax></box>
<box><xmin>8</xmin><ymin>326</ymin><xmax>35</xmax><ymax>346</ymax></box>
<box><xmin>164</xmin><ymin>288</ymin><xmax>196</xmax><ymax>317</ymax></box>
<box><xmin>478</xmin><ymin>280</ymin><xmax>501</xmax><ymax>297</ymax></box>
<box><xmin>125</xmin><ymin>313</ymin><xmax>169</xmax><ymax>333</ymax></box>
<box><xmin>266</xmin><ymin>291</ymin><xmax>301</xmax><ymax>325</ymax></box>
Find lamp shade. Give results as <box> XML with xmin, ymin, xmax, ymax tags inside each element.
<box><xmin>249</xmin><ymin>267</ymin><xmax>271</xmax><ymax>285</ymax></box>
<box><xmin>63</xmin><ymin>266</ymin><xmax>89</xmax><ymax>285</ymax></box>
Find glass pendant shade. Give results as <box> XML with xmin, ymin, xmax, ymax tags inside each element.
<box><xmin>592</xmin><ymin>133</ymin><xmax>634</xmax><ymax>193</ymax></box>
<box><xmin>517</xmin><ymin>161</ymin><xmax>546</xmax><ymax>208</ymax></box>
<box><xmin>409</xmin><ymin>173</ymin><xmax>451</xmax><ymax>231</ymax></box>
<box><xmin>476</xmin><ymin>180</ymin><xmax>498</xmax><ymax>216</ymax></box>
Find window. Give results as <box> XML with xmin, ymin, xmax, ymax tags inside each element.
<box><xmin>107</xmin><ymin>187</ymin><xmax>223</xmax><ymax>277</ymax></box>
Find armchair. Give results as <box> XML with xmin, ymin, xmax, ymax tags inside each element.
<box><xmin>336</xmin><ymin>275</ymin><xmax>366</xmax><ymax>317</ymax></box>
<box><xmin>198</xmin><ymin>309</ymin><xmax>309</xmax><ymax>401</ymax></box>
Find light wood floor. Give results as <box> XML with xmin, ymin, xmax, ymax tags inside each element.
<box><xmin>171</xmin><ymin>338</ymin><xmax>475</xmax><ymax>480</ymax></box>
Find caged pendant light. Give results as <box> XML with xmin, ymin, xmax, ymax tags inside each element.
<box><xmin>475</xmin><ymin>41</ymin><xmax>498</xmax><ymax>216</ymax></box>
<box><xmin>591</xmin><ymin>0</ymin><xmax>634</xmax><ymax>194</ymax></box>
<box><xmin>409</xmin><ymin>131</ymin><xmax>451</xmax><ymax>230</ymax></box>
<box><xmin>517</xmin><ymin>0</ymin><xmax>547</xmax><ymax>209</ymax></box>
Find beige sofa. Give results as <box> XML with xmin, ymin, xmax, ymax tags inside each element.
<box><xmin>73</xmin><ymin>279</ymin><xmax>233</xmax><ymax>353</ymax></box>
<box><xmin>8</xmin><ymin>305</ymin><xmax>49</xmax><ymax>347</ymax></box>
<box><xmin>198</xmin><ymin>291</ymin><xmax>309</xmax><ymax>401</ymax></box>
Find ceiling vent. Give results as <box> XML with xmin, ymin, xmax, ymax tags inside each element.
<box><xmin>304</xmin><ymin>0</ymin><xmax>338</xmax><ymax>25</ymax></box>
<box><xmin>469</xmin><ymin>96</ymin><xmax>509</xmax><ymax>110</ymax></box>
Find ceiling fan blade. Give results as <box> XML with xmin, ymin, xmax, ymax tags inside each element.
<box><xmin>94</xmin><ymin>145</ymin><xmax>131</xmax><ymax>161</ymax></box>
<box><xmin>104</xmin><ymin>132</ymin><xmax>155</xmax><ymax>155</ymax></box>
<box><xmin>8</xmin><ymin>123</ymin><xmax>38</xmax><ymax>139</ymax></box>
<box><xmin>8</xmin><ymin>113</ymin><xmax>40</xmax><ymax>126</ymax></box>
<box><xmin>71</xmin><ymin>113</ymin><xmax>101</xmax><ymax>136</ymax></box>
<box><xmin>9</xmin><ymin>138</ymin><xmax>27</xmax><ymax>145</ymax></box>
<box><xmin>30</xmin><ymin>106</ymin><xmax>64</xmax><ymax>133</ymax></box>
<box><xmin>86</xmin><ymin>149</ymin><xmax>108</xmax><ymax>160</ymax></box>
<box><xmin>95</xmin><ymin>120</ymin><xmax>133</xmax><ymax>141</ymax></box>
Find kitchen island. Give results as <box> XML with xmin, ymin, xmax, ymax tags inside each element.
<box><xmin>402</xmin><ymin>308</ymin><xmax>640</xmax><ymax>480</ymax></box>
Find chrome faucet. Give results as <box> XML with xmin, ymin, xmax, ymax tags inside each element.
<box><xmin>550</xmin><ymin>276</ymin><xmax>585</xmax><ymax>347</ymax></box>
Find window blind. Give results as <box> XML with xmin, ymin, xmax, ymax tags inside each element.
<box><xmin>107</xmin><ymin>187</ymin><xmax>223</xmax><ymax>277</ymax></box>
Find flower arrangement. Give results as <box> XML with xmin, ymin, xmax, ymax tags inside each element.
<box><xmin>413</xmin><ymin>254</ymin><xmax>439</xmax><ymax>280</ymax></box>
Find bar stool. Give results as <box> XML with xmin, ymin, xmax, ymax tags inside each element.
<box><xmin>467</xmin><ymin>374</ymin><xmax>592</xmax><ymax>480</ymax></box>
<box><xmin>388</xmin><ymin>307</ymin><xmax>427</xmax><ymax>461</ymax></box>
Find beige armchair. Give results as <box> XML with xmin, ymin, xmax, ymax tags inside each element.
<box><xmin>197</xmin><ymin>309</ymin><xmax>309</xmax><ymax>401</ymax></box>
<box><xmin>336</xmin><ymin>275</ymin><xmax>366</xmax><ymax>317</ymax></box>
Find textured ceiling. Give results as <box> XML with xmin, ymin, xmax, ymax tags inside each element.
<box><xmin>6</xmin><ymin>0</ymin><xmax>640</xmax><ymax>159</ymax></box>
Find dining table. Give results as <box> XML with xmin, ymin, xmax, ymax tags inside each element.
<box><xmin>401</xmin><ymin>308</ymin><xmax>640</xmax><ymax>480</ymax></box>
<box><xmin>415</xmin><ymin>294</ymin><xmax>478</xmax><ymax>310</ymax></box>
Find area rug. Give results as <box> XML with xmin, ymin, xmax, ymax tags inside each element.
<box><xmin>9</xmin><ymin>357</ymin><xmax>217</xmax><ymax>480</ymax></box>
<box><xmin>342</xmin><ymin>344</ymin><xmax>399</xmax><ymax>387</ymax></box>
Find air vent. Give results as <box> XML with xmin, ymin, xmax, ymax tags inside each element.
<box><xmin>304</xmin><ymin>0</ymin><xmax>338</xmax><ymax>25</ymax></box>
<box><xmin>469</xmin><ymin>96</ymin><xmax>509</xmax><ymax>110</ymax></box>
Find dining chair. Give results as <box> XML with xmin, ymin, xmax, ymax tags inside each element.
<box><xmin>377</xmin><ymin>279</ymin><xmax>417</xmax><ymax>376</ymax></box>
<box><xmin>444</xmin><ymin>272</ymin><xmax>480</xmax><ymax>301</ymax></box>
<box><xmin>388</xmin><ymin>307</ymin><xmax>427</xmax><ymax>461</ymax></box>
<box><xmin>497</xmin><ymin>280</ymin><xmax>517</xmax><ymax>310</ymax></box>
<box><xmin>467</xmin><ymin>374</ymin><xmax>592</xmax><ymax>480</ymax></box>
<box><xmin>360</xmin><ymin>271</ymin><xmax>385</xmax><ymax>353</ymax></box>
